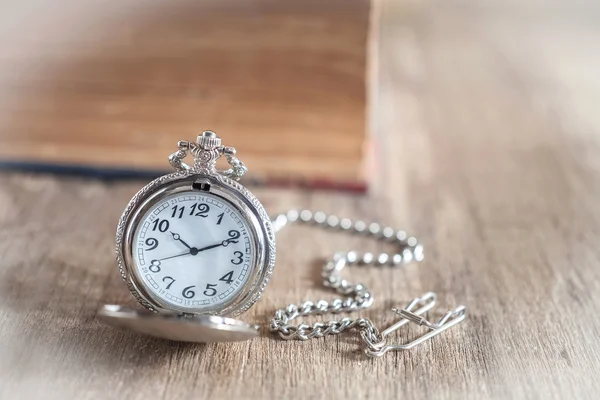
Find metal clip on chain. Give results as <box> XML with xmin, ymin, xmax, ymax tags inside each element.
<box><xmin>168</xmin><ymin>130</ymin><xmax>248</xmax><ymax>181</ymax></box>
<box><xmin>269</xmin><ymin>210</ymin><xmax>467</xmax><ymax>358</ymax></box>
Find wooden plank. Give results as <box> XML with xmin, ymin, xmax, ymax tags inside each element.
<box><xmin>0</xmin><ymin>0</ymin><xmax>369</xmax><ymax>185</ymax></box>
<box><xmin>2</xmin><ymin>0</ymin><xmax>600</xmax><ymax>399</ymax></box>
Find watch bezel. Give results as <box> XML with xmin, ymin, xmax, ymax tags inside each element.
<box><xmin>115</xmin><ymin>169</ymin><xmax>276</xmax><ymax>317</ymax></box>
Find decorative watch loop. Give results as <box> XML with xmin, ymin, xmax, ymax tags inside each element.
<box><xmin>168</xmin><ymin>131</ymin><xmax>247</xmax><ymax>181</ymax></box>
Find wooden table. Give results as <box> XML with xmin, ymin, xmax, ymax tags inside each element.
<box><xmin>2</xmin><ymin>0</ymin><xmax>600</xmax><ymax>398</ymax></box>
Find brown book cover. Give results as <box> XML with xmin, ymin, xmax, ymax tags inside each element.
<box><xmin>0</xmin><ymin>0</ymin><xmax>370</xmax><ymax>191</ymax></box>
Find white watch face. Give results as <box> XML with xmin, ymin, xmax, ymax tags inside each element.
<box><xmin>132</xmin><ymin>191</ymin><xmax>255</xmax><ymax>312</ymax></box>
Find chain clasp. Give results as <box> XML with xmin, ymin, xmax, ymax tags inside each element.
<box><xmin>362</xmin><ymin>292</ymin><xmax>467</xmax><ymax>357</ymax></box>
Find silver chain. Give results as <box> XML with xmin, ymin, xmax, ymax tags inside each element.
<box><xmin>268</xmin><ymin>209</ymin><xmax>424</xmax><ymax>352</ymax></box>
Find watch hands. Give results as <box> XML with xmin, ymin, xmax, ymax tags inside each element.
<box><xmin>152</xmin><ymin>230</ymin><xmax>242</xmax><ymax>264</ymax></box>
<box><xmin>200</xmin><ymin>230</ymin><xmax>241</xmax><ymax>250</ymax></box>
<box><xmin>195</xmin><ymin>243</ymin><xmax>223</xmax><ymax>252</ymax></box>
<box><xmin>156</xmin><ymin>252</ymin><xmax>191</xmax><ymax>262</ymax></box>
<box><xmin>170</xmin><ymin>231</ymin><xmax>193</xmax><ymax>250</ymax></box>
<box><xmin>188</xmin><ymin>239</ymin><xmax>236</xmax><ymax>255</ymax></box>
<box><xmin>152</xmin><ymin>244</ymin><xmax>220</xmax><ymax>263</ymax></box>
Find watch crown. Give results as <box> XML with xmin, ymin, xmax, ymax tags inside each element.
<box><xmin>196</xmin><ymin>130</ymin><xmax>222</xmax><ymax>149</ymax></box>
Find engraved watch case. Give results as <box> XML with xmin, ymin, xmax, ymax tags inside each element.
<box><xmin>99</xmin><ymin>131</ymin><xmax>276</xmax><ymax>343</ymax></box>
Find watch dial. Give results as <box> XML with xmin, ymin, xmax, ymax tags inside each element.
<box><xmin>132</xmin><ymin>191</ymin><xmax>255</xmax><ymax>312</ymax></box>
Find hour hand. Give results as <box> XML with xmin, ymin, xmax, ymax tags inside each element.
<box><xmin>170</xmin><ymin>231</ymin><xmax>192</xmax><ymax>250</ymax></box>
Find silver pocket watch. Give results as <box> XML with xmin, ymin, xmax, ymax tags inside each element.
<box><xmin>99</xmin><ymin>131</ymin><xmax>276</xmax><ymax>343</ymax></box>
<box><xmin>99</xmin><ymin>130</ymin><xmax>468</xmax><ymax>355</ymax></box>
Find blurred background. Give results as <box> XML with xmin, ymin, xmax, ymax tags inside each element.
<box><xmin>2</xmin><ymin>0</ymin><xmax>600</xmax><ymax>399</ymax></box>
<box><xmin>0</xmin><ymin>0</ymin><xmax>369</xmax><ymax>190</ymax></box>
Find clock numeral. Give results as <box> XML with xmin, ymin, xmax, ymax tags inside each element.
<box><xmin>162</xmin><ymin>276</ymin><xmax>175</xmax><ymax>290</ymax></box>
<box><xmin>231</xmin><ymin>251</ymin><xmax>244</xmax><ymax>265</ymax></box>
<box><xmin>171</xmin><ymin>205</ymin><xmax>185</xmax><ymax>219</ymax></box>
<box><xmin>223</xmin><ymin>230</ymin><xmax>241</xmax><ymax>246</ymax></box>
<box><xmin>145</xmin><ymin>238</ymin><xmax>159</xmax><ymax>251</ymax></box>
<box><xmin>182</xmin><ymin>285</ymin><xmax>196</xmax><ymax>299</ymax></box>
<box><xmin>152</xmin><ymin>219</ymin><xmax>170</xmax><ymax>232</ymax></box>
<box><xmin>203</xmin><ymin>283</ymin><xmax>217</xmax><ymax>297</ymax></box>
<box><xmin>149</xmin><ymin>260</ymin><xmax>161</xmax><ymax>273</ymax></box>
<box><xmin>190</xmin><ymin>203</ymin><xmax>210</xmax><ymax>217</ymax></box>
<box><xmin>216</xmin><ymin>212</ymin><xmax>224</xmax><ymax>225</ymax></box>
<box><xmin>219</xmin><ymin>271</ymin><xmax>234</xmax><ymax>284</ymax></box>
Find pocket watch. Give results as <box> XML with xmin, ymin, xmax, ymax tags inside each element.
<box><xmin>99</xmin><ymin>131</ymin><xmax>276</xmax><ymax>343</ymax></box>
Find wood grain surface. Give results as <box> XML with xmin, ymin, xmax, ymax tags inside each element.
<box><xmin>2</xmin><ymin>0</ymin><xmax>600</xmax><ymax>399</ymax></box>
<box><xmin>0</xmin><ymin>0</ymin><xmax>368</xmax><ymax>184</ymax></box>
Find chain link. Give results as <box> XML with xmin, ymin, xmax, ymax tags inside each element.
<box><xmin>268</xmin><ymin>209</ymin><xmax>424</xmax><ymax>349</ymax></box>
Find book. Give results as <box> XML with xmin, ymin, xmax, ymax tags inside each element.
<box><xmin>0</xmin><ymin>0</ymin><xmax>370</xmax><ymax>191</ymax></box>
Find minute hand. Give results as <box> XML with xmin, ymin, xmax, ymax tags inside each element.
<box><xmin>194</xmin><ymin>243</ymin><xmax>225</xmax><ymax>253</ymax></box>
<box><xmin>155</xmin><ymin>244</ymin><xmax>219</xmax><ymax>261</ymax></box>
<box><xmin>194</xmin><ymin>233</ymin><xmax>241</xmax><ymax>254</ymax></box>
